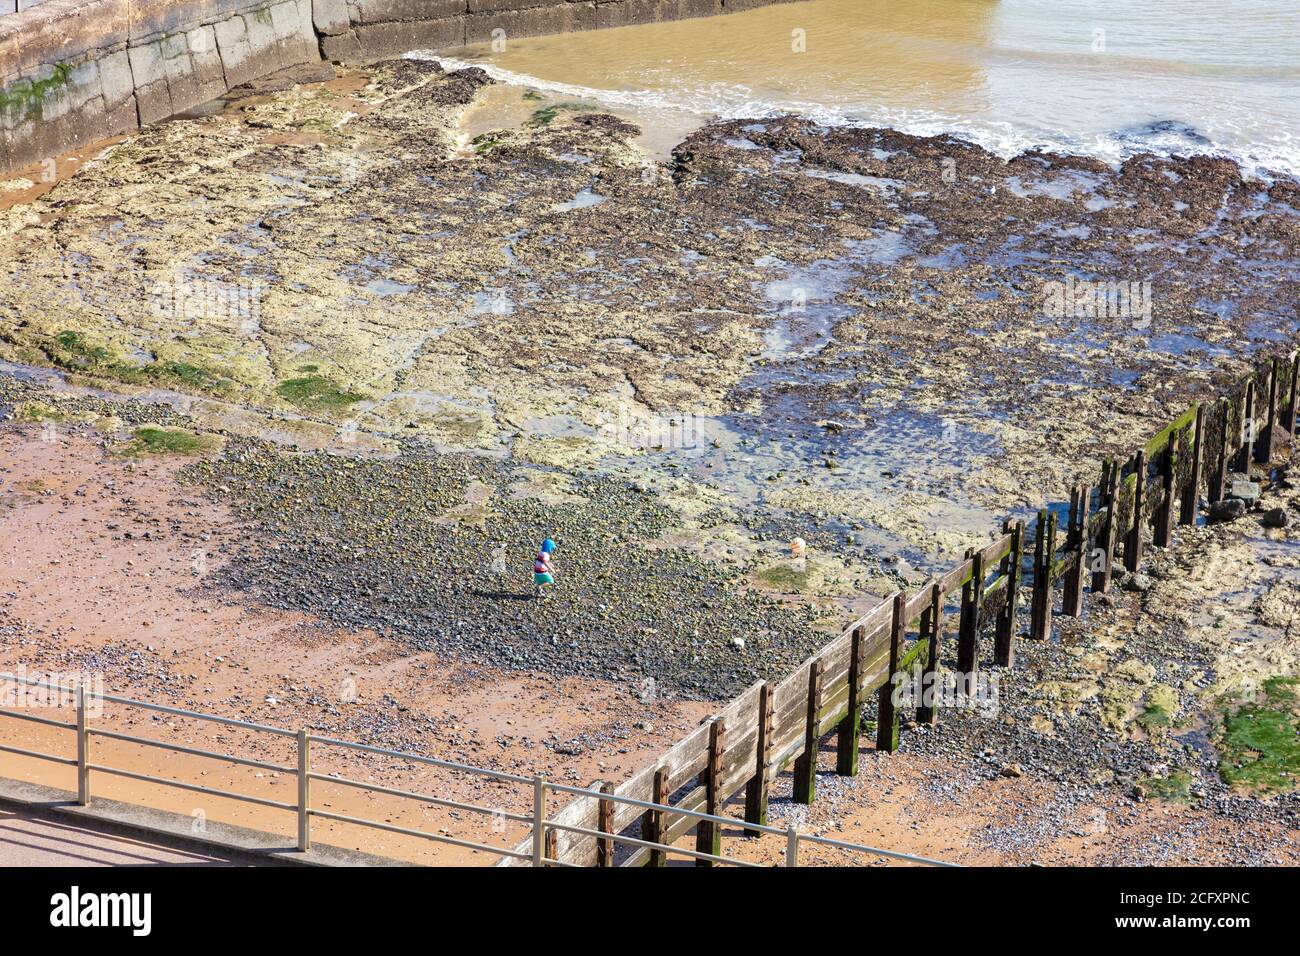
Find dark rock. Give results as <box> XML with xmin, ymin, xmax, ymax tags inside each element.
<box><xmin>1209</xmin><ymin>498</ymin><xmax>1247</xmax><ymax>523</ymax></box>
<box><xmin>1261</xmin><ymin>507</ymin><xmax>1289</xmax><ymax>528</ymax></box>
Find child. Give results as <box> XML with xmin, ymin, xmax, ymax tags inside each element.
<box><xmin>533</xmin><ymin>538</ymin><xmax>556</xmax><ymax>598</ymax></box>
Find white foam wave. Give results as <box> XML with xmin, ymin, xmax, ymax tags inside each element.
<box><xmin>412</xmin><ymin>52</ymin><xmax>1300</xmax><ymax>181</ymax></box>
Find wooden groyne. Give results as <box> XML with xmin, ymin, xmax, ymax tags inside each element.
<box><xmin>501</xmin><ymin>348</ymin><xmax>1299</xmax><ymax>866</ymax></box>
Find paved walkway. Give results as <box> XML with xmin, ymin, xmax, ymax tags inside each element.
<box><xmin>0</xmin><ymin>806</ymin><xmax>238</xmax><ymax>866</ymax></box>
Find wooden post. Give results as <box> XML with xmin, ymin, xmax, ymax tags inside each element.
<box><xmin>1234</xmin><ymin>380</ymin><xmax>1255</xmax><ymax>473</ymax></box>
<box><xmin>875</xmin><ymin>594</ymin><xmax>904</xmax><ymax>754</ymax></box>
<box><xmin>1031</xmin><ymin>510</ymin><xmax>1057</xmax><ymax>640</ymax></box>
<box><xmin>1181</xmin><ymin>405</ymin><xmax>1204</xmax><ymax>526</ymax></box>
<box><xmin>1063</xmin><ymin>486</ymin><xmax>1088</xmax><ymax>617</ymax></box>
<box><xmin>918</xmin><ymin>582</ymin><xmax>943</xmax><ymax>723</ymax></box>
<box><xmin>1061</xmin><ymin>487</ymin><xmax>1080</xmax><ymax>612</ymax></box>
<box><xmin>743</xmin><ymin>683</ymin><xmax>773</xmax><ymax>830</ymax></box>
<box><xmin>1124</xmin><ymin>451</ymin><xmax>1145</xmax><ymax>573</ymax></box>
<box><xmin>1211</xmin><ymin>399</ymin><xmax>1229</xmax><ymax>503</ymax></box>
<box><xmin>1093</xmin><ymin>464</ymin><xmax>1118</xmax><ymax>594</ymax></box>
<box><xmin>792</xmin><ymin>662</ymin><xmax>822</xmax><ymax>803</ymax></box>
<box><xmin>1154</xmin><ymin>446</ymin><xmax>1175</xmax><ymax>548</ymax></box>
<box><xmin>1288</xmin><ymin>353</ymin><xmax>1299</xmax><ymax>437</ymax></box>
<box><xmin>597</xmin><ymin>781</ymin><xmax>616</xmax><ymax>867</ymax></box>
<box><xmin>695</xmin><ymin>719</ymin><xmax>724</xmax><ymax>865</ymax></box>
<box><xmin>836</xmin><ymin>628</ymin><xmax>865</xmax><ymax>776</ymax></box>
<box><xmin>1030</xmin><ymin>510</ymin><xmax>1046</xmax><ymax>638</ymax></box>
<box><xmin>1257</xmin><ymin>358</ymin><xmax>1279</xmax><ymax>463</ymax></box>
<box><xmin>644</xmin><ymin>767</ymin><xmax>669</xmax><ymax>866</ymax></box>
<box><xmin>957</xmin><ymin>550</ymin><xmax>983</xmax><ymax>678</ymax></box>
<box><xmin>995</xmin><ymin>520</ymin><xmax>1022</xmax><ymax>666</ymax></box>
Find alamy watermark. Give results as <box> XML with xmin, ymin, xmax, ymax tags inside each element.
<box><xmin>597</xmin><ymin>404</ymin><xmax>706</xmax><ymax>451</ymax></box>
<box><xmin>149</xmin><ymin>267</ymin><xmax>264</xmax><ymax>328</ymax></box>
<box><xmin>1042</xmin><ymin>276</ymin><xmax>1153</xmax><ymax>329</ymax></box>
<box><xmin>891</xmin><ymin>669</ymin><xmax>1001</xmax><ymax>717</ymax></box>
<box><xmin>0</xmin><ymin>666</ymin><xmax>104</xmax><ymax>717</ymax></box>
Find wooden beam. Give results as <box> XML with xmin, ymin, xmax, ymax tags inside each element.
<box><xmin>1234</xmin><ymin>379</ymin><xmax>1255</xmax><ymax>473</ymax></box>
<box><xmin>1211</xmin><ymin>399</ymin><xmax>1229</xmax><ymax>503</ymax></box>
<box><xmin>1063</xmin><ymin>485</ymin><xmax>1088</xmax><ymax>616</ymax></box>
<box><xmin>743</xmin><ymin>683</ymin><xmax>773</xmax><ymax>831</ymax></box>
<box><xmin>876</xmin><ymin>594</ymin><xmax>904</xmax><ymax>754</ymax></box>
<box><xmin>694</xmin><ymin>719</ymin><xmax>725</xmax><ymax>866</ymax></box>
<box><xmin>1257</xmin><ymin>357</ymin><xmax>1279</xmax><ymax>463</ymax></box>
<box><xmin>995</xmin><ymin>519</ymin><xmax>1022</xmax><ymax>666</ymax></box>
<box><xmin>1031</xmin><ymin>510</ymin><xmax>1057</xmax><ymax>640</ymax></box>
<box><xmin>957</xmin><ymin>549</ymin><xmax>983</xmax><ymax>677</ymax></box>
<box><xmin>1093</xmin><ymin>462</ymin><xmax>1118</xmax><ymax>593</ymax></box>
<box><xmin>645</xmin><ymin>767</ymin><xmax>668</xmax><ymax>866</ymax></box>
<box><xmin>1288</xmin><ymin>353</ymin><xmax>1299</xmax><ymax>437</ymax></box>
<box><xmin>1180</xmin><ymin>404</ymin><xmax>1203</xmax><ymax>526</ymax></box>
<box><xmin>792</xmin><ymin>662</ymin><xmax>823</xmax><ymax>803</ymax></box>
<box><xmin>1154</xmin><ymin>445</ymin><xmax>1175</xmax><ymax>548</ymax></box>
<box><xmin>836</xmin><ymin>628</ymin><xmax>865</xmax><ymax>776</ymax></box>
<box><xmin>918</xmin><ymin>582</ymin><xmax>943</xmax><ymax>723</ymax></box>
<box><xmin>597</xmin><ymin>781</ymin><xmax>615</xmax><ymax>867</ymax></box>
<box><xmin>1124</xmin><ymin>451</ymin><xmax>1145</xmax><ymax>573</ymax></box>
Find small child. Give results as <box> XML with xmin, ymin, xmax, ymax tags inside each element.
<box><xmin>533</xmin><ymin>538</ymin><xmax>556</xmax><ymax>598</ymax></box>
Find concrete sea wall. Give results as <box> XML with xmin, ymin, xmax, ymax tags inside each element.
<box><xmin>0</xmin><ymin>0</ymin><xmax>785</xmax><ymax>173</ymax></box>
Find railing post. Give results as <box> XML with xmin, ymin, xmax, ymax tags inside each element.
<box><xmin>1181</xmin><ymin>404</ymin><xmax>1204</xmax><ymax>525</ymax></box>
<box><xmin>835</xmin><ymin>627</ymin><xmax>864</xmax><ymax>776</ymax></box>
<box><xmin>75</xmin><ymin>683</ymin><xmax>90</xmax><ymax>807</ymax></box>
<box><xmin>744</xmin><ymin>683</ymin><xmax>773</xmax><ymax>830</ymax></box>
<box><xmin>532</xmin><ymin>777</ymin><xmax>546</xmax><ymax>867</ymax></box>
<box><xmin>296</xmin><ymin>729</ymin><xmax>311</xmax><ymax>851</ymax></box>
<box><xmin>792</xmin><ymin>662</ymin><xmax>822</xmax><ymax>803</ymax></box>
<box><xmin>786</xmin><ymin>826</ymin><xmax>799</xmax><ymax>867</ymax></box>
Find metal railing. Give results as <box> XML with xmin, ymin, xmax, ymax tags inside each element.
<box><xmin>0</xmin><ymin>671</ymin><xmax>954</xmax><ymax>867</ymax></box>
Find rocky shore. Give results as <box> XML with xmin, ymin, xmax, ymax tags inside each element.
<box><xmin>2</xmin><ymin>55</ymin><xmax>1299</xmax><ymax>858</ymax></box>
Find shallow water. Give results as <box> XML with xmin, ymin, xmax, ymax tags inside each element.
<box><xmin>431</xmin><ymin>0</ymin><xmax>1300</xmax><ymax>176</ymax></box>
